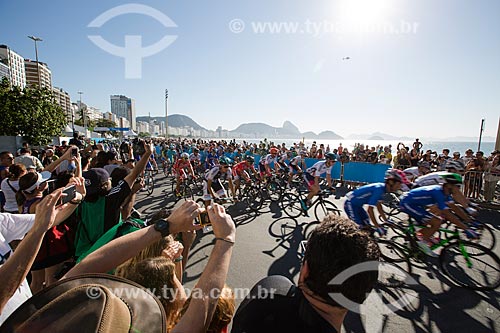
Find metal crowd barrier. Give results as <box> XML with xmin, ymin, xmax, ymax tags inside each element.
<box><xmin>464</xmin><ymin>170</ymin><xmax>483</xmax><ymax>200</ymax></box>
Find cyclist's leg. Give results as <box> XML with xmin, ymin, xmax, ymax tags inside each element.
<box><xmin>202</xmin><ymin>180</ymin><xmax>212</xmax><ymax>207</ymax></box>
<box><xmin>344</xmin><ymin>200</ymin><xmax>371</xmax><ymax>229</ymax></box>
<box><xmin>401</xmin><ymin>203</ymin><xmax>439</xmax><ymax>241</ymax></box>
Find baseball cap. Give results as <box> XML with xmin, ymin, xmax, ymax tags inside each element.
<box><xmin>83</xmin><ymin>168</ymin><xmax>110</xmax><ymax>195</ymax></box>
<box><xmin>0</xmin><ymin>274</ymin><xmax>166</xmax><ymax>333</ymax></box>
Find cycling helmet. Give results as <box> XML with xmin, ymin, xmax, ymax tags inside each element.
<box><xmin>218</xmin><ymin>156</ymin><xmax>232</xmax><ymax>165</ymax></box>
<box><xmin>325</xmin><ymin>152</ymin><xmax>337</xmax><ymax>161</ymax></box>
<box><xmin>385</xmin><ymin>169</ymin><xmax>403</xmax><ymax>183</ymax></box>
<box><xmin>418</xmin><ymin>161</ymin><xmax>431</xmax><ymax>169</ymax></box>
<box><xmin>300</xmin><ymin>150</ymin><xmax>308</xmax><ymax>156</ymax></box>
<box><xmin>245</xmin><ymin>155</ymin><xmax>255</xmax><ymax>163</ymax></box>
<box><xmin>445</xmin><ymin>160</ymin><xmax>464</xmax><ymax>172</ymax></box>
<box><xmin>193</xmin><ymin>148</ymin><xmax>199</xmax><ymax>153</ymax></box>
<box><xmin>181</xmin><ymin>152</ymin><xmax>189</xmax><ymax>159</ymax></box>
<box><xmin>395</xmin><ymin>169</ymin><xmax>410</xmax><ymax>185</ymax></box>
<box><xmin>269</xmin><ymin>147</ymin><xmax>279</xmax><ymax>155</ymax></box>
<box><xmin>439</xmin><ymin>172</ymin><xmax>462</xmax><ymax>185</ymax></box>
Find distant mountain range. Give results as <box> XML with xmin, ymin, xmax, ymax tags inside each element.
<box><xmin>136</xmin><ymin>114</ymin><xmax>496</xmax><ymax>142</ymax></box>
<box><xmin>136</xmin><ymin>115</ymin><xmax>343</xmax><ymax>139</ymax></box>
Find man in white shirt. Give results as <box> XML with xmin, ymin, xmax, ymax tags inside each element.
<box><xmin>0</xmin><ymin>180</ymin><xmax>85</xmax><ymax>324</ymax></box>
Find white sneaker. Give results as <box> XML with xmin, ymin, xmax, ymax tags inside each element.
<box><xmin>417</xmin><ymin>240</ymin><xmax>437</xmax><ymax>257</ymax></box>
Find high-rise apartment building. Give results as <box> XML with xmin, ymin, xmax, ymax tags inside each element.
<box><xmin>24</xmin><ymin>59</ymin><xmax>52</xmax><ymax>89</ymax></box>
<box><xmin>52</xmin><ymin>87</ymin><xmax>72</xmax><ymax>124</ymax></box>
<box><xmin>0</xmin><ymin>62</ymin><xmax>9</xmax><ymax>82</ymax></box>
<box><xmin>0</xmin><ymin>45</ymin><xmax>26</xmax><ymax>88</ymax></box>
<box><xmin>110</xmin><ymin>95</ymin><xmax>136</xmax><ymax>130</ymax></box>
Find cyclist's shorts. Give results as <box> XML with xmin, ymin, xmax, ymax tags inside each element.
<box><xmin>399</xmin><ymin>203</ymin><xmax>434</xmax><ymax>225</ymax></box>
<box><xmin>303</xmin><ymin>173</ymin><xmax>315</xmax><ymax>189</ymax></box>
<box><xmin>344</xmin><ymin>200</ymin><xmax>371</xmax><ymax>226</ymax></box>
<box><xmin>258</xmin><ymin>163</ymin><xmax>267</xmax><ymax>174</ymax></box>
<box><xmin>202</xmin><ymin>179</ymin><xmax>226</xmax><ymax>201</ymax></box>
<box><xmin>289</xmin><ymin>164</ymin><xmax>300</xmax><ymax>173</ymax></box>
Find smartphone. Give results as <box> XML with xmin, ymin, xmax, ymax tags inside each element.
<box><xmin>72</xmin><ymin>147</ymin><xmax>78</xmax><ymax>156</ymax></box>
<box><xmin>57</xmin><ymin>185</ymin><xmax>77</xmax><ymax>206</ymax></box>
<box><xmin>195</xmin><ymin>211</ymin><xmax>211</xmax><ymax>226</ymax></box>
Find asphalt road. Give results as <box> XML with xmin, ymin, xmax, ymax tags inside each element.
<box><xmin>135</xmin><ymin>173</ymin><xmax>500</xmax><ymax>333</ymax></box>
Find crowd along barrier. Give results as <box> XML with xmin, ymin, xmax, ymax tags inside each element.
<box><xmin>252</xmin><ymin>155</ymin><xmax>390</xmax><ymax>184</ymax></box>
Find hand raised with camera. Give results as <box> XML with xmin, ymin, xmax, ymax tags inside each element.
<box><xmin>168</xmin><ymin>200</ymin><xmax>204</xmax><ymax>234</ymax></box>
<box><xmin>34</xmin><ymin>189</ymin><xmax>64</xmax><ymax>231</ymax></box>
<box><xmin>144</xmin><ymin>141</ymin><xmax>154</xmax><ymax>155</ymax></box>
<box><xmin>131</xmin><ymin>178</ymin><xmax>144</xmax><ymax>194</ymax></box>
<box><xmin>71</xmin><ymin>176</ymin><xmax>86</xmax><ymax>200</ymax></box>
<box><xmin>207</xmin><ymin>203</ymin><xmax>236</xmax><ymax>243</ymax></box>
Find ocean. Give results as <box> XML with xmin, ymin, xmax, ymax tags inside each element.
<box><xmin>227</xmin><ymin>139</ymin><xmax>496</xmax><ymax>155</ymax></box>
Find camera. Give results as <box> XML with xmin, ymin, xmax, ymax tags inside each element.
<box><xmin>71</xmin><ymin>147</ymin><xmax>78</xmax><ymax>157</ymax></box>
<box><xmin>195</xmin><ymin>211</ymin><xmax>211</xmax><ymax>226</ymax></box>
<box><xmin>57</xmin><ymin>185</ymin><xmax>77</xmax><ymax>206</ymax></box>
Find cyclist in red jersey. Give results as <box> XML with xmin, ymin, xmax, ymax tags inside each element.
<box><xmin>173</xmin><ymin>153</ymin><xmax>196</xmax><ymax>196</ymax></box>
<box><xmin>232</xmin><ymin>155</ymin><xmax>258</xmax><ymax>195</ymax></box>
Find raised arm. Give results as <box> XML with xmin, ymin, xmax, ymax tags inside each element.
<box><xmin>123</xmin><ymin>142</ymin><xmax>153</xmax><ymax>188</ymax></box>
<box><xmin>42</xmin><ymin>145</ymin><xmax>74</xmax><ymax>173</ymax></box>
<box><xmin>63</xmin><ymin>200</ymin><xmax>203</xmax><ymax>279</ymax></box>
<box><xmin>172</xmin><ymin>203</ymin><xmax>236</xmax><ymax>333</ymax></box>
<box><xmin>0</xmin><ymin>190</ymin><xmax>63</xmax><ymax>314</ymax></box>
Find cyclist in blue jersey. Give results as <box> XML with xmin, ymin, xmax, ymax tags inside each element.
<box><xmin>399</xmin><ymin>173</ymin><xmax>478</xmax><ymax>256</ymax></box>
<box><xmin>301</xmin><ymin>152</ymin><xmax>337</xmax><ymax>209</ymax></box>
<box><xmin>344</xmin><ymin>169</ymin><xmax>403</xmax><ymax>236</ymax></box>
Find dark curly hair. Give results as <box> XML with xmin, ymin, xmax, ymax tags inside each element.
<box><xmin>304</xmin><ymin>215</ymin><xmax>380</xmax><ymax>307</ymax></box>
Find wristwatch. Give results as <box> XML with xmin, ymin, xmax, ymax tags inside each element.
<box><xmin>154</xmin><ymin>219</ymin><xmax>170</xmax><ymax>237</ymax></box>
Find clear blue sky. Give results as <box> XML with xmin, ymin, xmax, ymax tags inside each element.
<box><xmin>1</xmin><ymin>0</ymin><xmax>499</xmax><ymax>139</ymax></box>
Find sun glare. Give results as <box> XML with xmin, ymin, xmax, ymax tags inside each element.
<box><xmin>338</xmin><ymin>0</ymin><xmax>392</xmax><ymax>26</ymax></box>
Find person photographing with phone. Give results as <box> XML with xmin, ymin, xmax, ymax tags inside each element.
<box><xmin>0</xmin><ymin>183</ymin><xmax>85</xmax><ymax>324</ymax></box>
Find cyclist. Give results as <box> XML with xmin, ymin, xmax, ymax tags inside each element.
<box><xmin>399</xmin><ymin>173</ymin><xmax>478</xmax><ymax>256</ymax></box>
<box><xmin>344</xmin><ymin>169</ymin><xmax>403</xmax><ymax>236</ymax></box>
<box><xmin>189</xmin><ymin>148</ymin><xmax>202</xmax><ymax>174</ymax></box>
<box><xmin>403</xmin><ymin>160</ymin><xmax>431</xmax><ymax>182</ymax></box>
<box><xmin>258</xmin><ymin>147</ymin><xmax>280</xmax><ymax>180</ymax></box>
<box><xmin>232</xmin><ymin>155</ymin><xmax>258</xmax><ymax>196</ymax></box>
<box><xmin>173</xmin><ymin>152</ymin><xmax>196</xmax><ymax>197</ymax></box>
<box><xmin>287</xmin><ymin>149</ymin><xmax>307</xmax><ymax>188</ymax></box>
<box><xmin>202</xmin><ymin>156</ymin><xmax>236</xmax><ymax>206</ymax></box>
<box><xmin>301</xmin><ymin>152</ymin><xmax>336</xmax><ymax>209</ymax></box>
<box><xmin>413</xmin><ymin>161</ymin><xmax>476</xmax><ymax>216</ymax></box>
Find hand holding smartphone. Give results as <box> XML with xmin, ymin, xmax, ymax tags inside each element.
<box><xmin>57</xmin><ymin>185</ymin><xmax>77</xmax><ymax>206</ymax></box>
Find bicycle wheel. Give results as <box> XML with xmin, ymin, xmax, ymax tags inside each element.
<box><xmin>439</xmin><ymin>241</ymin><xmax>500</xmax><ymax>290</ymax></box>
<box><xmin>377</xmin><ymin>239</ymin><xmax>409</xmax><ymax>264</ymax></box>
<box><xmin>144</xmin><ymin>171</ymin><xmax>154</xmax><ymax>196</ymax></box>
<box><xmin>280</xmin><ymin>192</ymin><xmax>303</xmax><ymax>219</ymax></box>
<box><xmin>443</xmin><ymin>221</ymin><xmax>496</xmax><ymax>252</ymax></box>
<box><xmin>313</xmin><ymin>200</ymin><xmax>341</xmax><ymax>222</ymax></box>
<box><xmin>243</xmin><ymin>186</ymin><xmax>265</xmax><ymax>212</ymax></box>
<box><xmin>181</xmin><ymin>184</ymin><xmax>194</xmax><ymax>201</ymax></box>
<box><xmin>269</xmin><ymin>219</ymin><xmax>299</xmax><ymax>238</ymax></box>
<box><xmin>303</xmin><ymin>221</ymin><xmax>320</xmax><ymax>240</ymax></box>
<box><xmin>265</xmin><ymin>181</ymin><xmax>282</xmax><ymax>202</ymax></box>
<box><xmin>189</xmin><ymin>177</ymin><xmax>204</xmax><ymax>196</ymax></box>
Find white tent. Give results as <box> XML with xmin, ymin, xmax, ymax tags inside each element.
<box><xmin>124</xmin><ymin>129</ymin><xmax>138</xmax><ymax>137</ymax></box>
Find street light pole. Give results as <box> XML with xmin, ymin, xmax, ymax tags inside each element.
<box><xmin>78</xmin><ymin>91</ymin><xmax>85</xmax><ymax>136</ymax></box>
<box><xmin>27</xmin><ymin>35</ymin><xmax>42</xmax><ymax>87</ymax></box>
<box><xmin>165</xmin><ymin>89</ymin><xmax>169</xmax><ymax>139</ymax></box>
